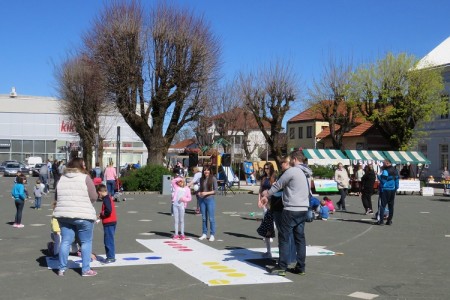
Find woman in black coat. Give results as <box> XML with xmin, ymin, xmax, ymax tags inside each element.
<box><xmin>361</xmin><ymin>164</ymin><xmax>376</xmax><ymax>214</ymax></box>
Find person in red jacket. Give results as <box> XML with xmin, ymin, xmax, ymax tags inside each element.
<box><xmin>97</xmin><ymin>184</ymin><xmax>117</xmax><ymax>263</ymax></box>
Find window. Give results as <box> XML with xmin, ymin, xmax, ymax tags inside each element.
<box><xmin>306</xmin><ymin>126</ymin><xmax>313</xmax><ymax>138</ymax></box>
<box><xmin>298</xmin><ymin>127</ymin><xmax>303</xmax><ymax>139</ymax></box>
<box><xmin>289</xmin><ymin>127</ymin><xmax>295</xmax><ymax>139</ymax></box>
<box><xmin>440</xmin><ymin>95</ymin><xmax>449</xmax><ymax>119</ymax></box>
<box><xmin>440</xmin><ymin>144</ymin><xmax>448</xmax><ymax>170</ymax></box>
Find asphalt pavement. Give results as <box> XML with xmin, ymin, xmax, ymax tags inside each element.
<box><xmin>1</xmin><ymin>176</ymin><xmax>449</xmax><ymax>300</ymax></box>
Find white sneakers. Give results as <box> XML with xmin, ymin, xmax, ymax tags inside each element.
<box><xmin>199</xmin><ymin>234</ymin><xmax>215</xmax><ymax>241</ymax></box>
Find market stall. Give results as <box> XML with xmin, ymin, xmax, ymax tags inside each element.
<box><xmin>383</xmin><ymin>150</ymin><xmax>431</xmax><ymax>194</ymax></box>
<box><xmin>302</xmin><ymin>149</ymin><xmax>350</xmax><ymax>166</ymax></box>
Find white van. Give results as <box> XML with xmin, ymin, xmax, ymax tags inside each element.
<box><xmin>27</xmin><ymin>156</ymin><xmax>43</xmax><ymax>168</ymax></box>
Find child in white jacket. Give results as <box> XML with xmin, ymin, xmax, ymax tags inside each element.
<box><xmin>171</xmin><ymin>178</ymin><xmax>192</xmax><ymax>240</ymax></box>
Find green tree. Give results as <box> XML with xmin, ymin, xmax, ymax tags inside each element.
<box><xmin>351</xmin><ymin>53</ymin><xmax>445</xmax><ymax>150</ymax></box>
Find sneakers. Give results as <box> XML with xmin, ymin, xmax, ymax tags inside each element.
<box><xmin>386</xmin><ymin>220</ymin><xmax>392</xmax><ymax>225</ymax></box>
<box><xmin>172</xmin><ymin>235</ymin><xmax>180</xmax><ymax>240</ymax></box>
<box><xmin>270</xmin><ymin>265</ymin><xmax>286</xmax><ymax>276</ymax></box>
<box><xmin>321</xmin><ymin>218</ymin><xmax>328</xmax><ymax>221</ymax></box>
<box><xmin>179</xmin><ymin>235</ymin><xmax>186</xmax><ymax>240</ymax></box>
<box><xmin>104</xmin><ymin>258</ymin><xmax>116</xmax><ymax>264</ymax></box>
<box><xmin>291</xmin><ymin>264</ymin><xmax>306</xmax><ymax>275</ymax></box>
<box><xmin>195</xmin><ymin>208</ymin><xmax>200</xmax><ymax>215</ymax></box>
<box><xmin>209</xmin><ymin>235</ymin><xmax>215</xmax><ymax>242</ymax></box>
<box><xmin>82</xmin><ymin>269</ymin><xmax>97</xmax><ymax>277</ymax></box>
<box><xmin>199</xmin><ymin>234</ymin><xmax>207</xmax><ymax>240</ymax></box>
<box><xmin>376</xmin><ymin>221</ymin><xmax>384</xmax><ymax>226</ymax></box>
<box><xmin>57</xmin><ymin>270</ymin><xmax>65</xmax><ymax>277</ymax></box>
<box><xmin>262</xmin><ymin>252</ymin><xmax>272</xmax><ymax>258</ymax></box>
<box><xmin>12</xmin><ymin>223</ymin><xmax>18</xmax><ymax>228</ymax></box>
<box><xmin>16</xmin><ymin>224</ymin><xmax>24</xmax><ymax>228</ymax></box>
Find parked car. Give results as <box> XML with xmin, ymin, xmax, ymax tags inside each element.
<box><xmin>32</xmin><ymin>163</ymin><xmax>45</xmax><ymax>177</ymax></box>
<box><xmin>3</xmin><ymin>162</ymin><xmax>31</xmax><ymax>177</ymax></box>
<box><xmin>0</xmin><ymin>160</ymin><xmax>19</xmax><ymax>173</ymax></box>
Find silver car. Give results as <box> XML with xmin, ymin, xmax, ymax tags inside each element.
<box><xmin>4</xmin><ymin>162</ymin><xmax>31</xmax><ymax>177</ymax></box>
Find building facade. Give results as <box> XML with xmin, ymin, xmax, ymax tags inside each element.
<box><xmin>0</xmin><ymin>91</ymin><xmax>146</xmax><ymax>166</ymax></box>
<box><xmin>416</xmin><ymin>36</ymin><xmax>450</xmax><ymax>177</ymax></box>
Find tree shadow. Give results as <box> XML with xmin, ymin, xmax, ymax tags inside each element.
<box><xmin>339</xmin><ymin>219</ymin><xmax>376</xmax><ymax>225</ymax></box>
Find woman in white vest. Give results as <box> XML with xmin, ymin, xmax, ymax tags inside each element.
<box><xmin>53</xmin><ymin>157</ymin><xmax>98</xmax><ymax>277</ymax></box>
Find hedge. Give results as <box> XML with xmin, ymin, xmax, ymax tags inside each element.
<box><xmin>120</xmin><ymin>164</ymin><xmax>172</xmax><ymax>192</ymax></box>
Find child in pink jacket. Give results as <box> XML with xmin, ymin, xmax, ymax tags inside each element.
<box><xmin>171</xmin><ymin>178</ymin><xmax>192</xmax><ymax>240</ymax></box>
<box><xmin>323</xmin><ymin>196</ymin><xmax>336</xmax><ymax>213</ymax></box>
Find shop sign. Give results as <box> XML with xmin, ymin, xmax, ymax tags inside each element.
<box><xmin>60</xmin><ymin>119</ymin><xmax>76</xmax><ymax>133</ymax></box>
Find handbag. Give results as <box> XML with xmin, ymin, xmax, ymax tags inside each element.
<box><xmin>256</xmin><ymin>210</ymin><xmax>275</xmax><ymax>238</ymax></box>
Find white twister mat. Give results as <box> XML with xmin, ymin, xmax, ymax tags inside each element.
<box><xmin>46</xmin><ymin>238</ymin><xmax>335</xmax><ymax>286</ymax></box>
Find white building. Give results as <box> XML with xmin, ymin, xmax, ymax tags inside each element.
<box><xmin>0</xmin><ymin>89</ymin><xmax>146</xmax><ymax>166</ymax></box>
<box><xmin>416</xmin><ymin>36</ymin><xmax>450</xmax><ymax>177</ymax></box>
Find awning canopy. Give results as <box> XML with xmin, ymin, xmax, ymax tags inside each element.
<box><xmin>383</xmin><ymin>151</ymin><xmax>431</xmax><ymax>164</ymax></box>
<box><xmin>302</xmin><ymin>149</ymin><xmax>350</xmax><ymax>166</ymax></box>
<box><xmin>344</xmin><ymin>150</ymin><xmax>386</xmax><ymax>163</ymax></box>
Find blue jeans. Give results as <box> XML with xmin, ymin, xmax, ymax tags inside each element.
<box><xmin>337</xmin><ymin>188</ymin><xmax>347</xmax><ymax>209</ymax></box>
<box><xmin>380</xmin><ymin>189</ymin><xmax>396</xmax><ymax>222</ymax></box>
<box><xmin>199</xmin><ymin>197</ymin><xmax>216</xmax><ymax>236</ymax></box>
<box><xmin>106</xmin><ymin>180</ymin><xmax>116</xmax><ymax>198</ymax></box>
<box><xmin>34</xmin><ymin>197</ymin><xmax>42</xmax><ymax>209</ymax></box>
<box><xmin>58</xmin><ymin>218</ymin><xmax>94</xmax><ymax>273</ymax></box>
<box><xmin>272</xmin><ymin>210</ymin><xmax>297</xmax><ymax>264</ymax></box>
<box><xmin>103</xmin><ymin>224</ymin><xmax>116</xmax><ymax>259</ymax></box>
<box><xmin>278</xmin><ymin>210</ymin><xmax>307</xmax><ymax>271</ymax></box>
<box><xmin>14</xmin><ymin>200</ymin><xmax>25</xmax><ymax>224</ymax></box>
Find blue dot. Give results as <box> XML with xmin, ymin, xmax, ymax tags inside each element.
<box><xmin>123</xmin><ymin>257</ymin><xmax>139</xmax><ymax>260</ymax></box>
<box><xmin>145</xmin><ymin>256</ymin><xmax>162</xmax><ymax>260</ymax></box>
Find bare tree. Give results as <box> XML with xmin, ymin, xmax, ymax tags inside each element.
<box><xmin>55</xmin><ymin>54</ymin><xmax>107</xmax><ymax>170</ymax></box>
<box><xmin>239</xmin><ymin>61</ymin><xmax>298</xmax><ymax>168</ymax></box>
<box><xmin>308</xmin><ymin>57</ymin><xmax>358</xmax><ymax>150</ymax></box>
<box><xmin>84</xmin><ymin>1</ymin><xmax>220</xmax><ymax>165</ymax></box>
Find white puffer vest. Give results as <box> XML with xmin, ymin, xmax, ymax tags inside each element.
<box><xmin>53</xmin><ymin>170</ymin><xmax>96</xmax><ymax>221</ymax></box>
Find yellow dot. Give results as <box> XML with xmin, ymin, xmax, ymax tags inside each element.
<box><xmin>218</xmin><ymin>269</ymin><xmax>237</xmax><ymax>273</ymax></box>
<box><xmin>226</xmin><ymin>273</ymin><xmax>246</xmax><ymax>277</ymax></box>
<box><xmin>209</xmin><ymin>279</ymin><xmax>230</xmax><ymax>285</ymax></box>
<box><xmin>203</xmin><ymin>262</ymin><xmax>220</xmax><ymax>266</ymax></box>
<box><xmin>210</xmin><ymin>265</ymin><xmax>227</xmax><ymax>270</ymax></box>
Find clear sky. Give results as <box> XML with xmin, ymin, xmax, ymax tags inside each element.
<box><xmin>1</xmin><ymin>0</ymin><xmax>449</xmax><ymax>121</ymax></box>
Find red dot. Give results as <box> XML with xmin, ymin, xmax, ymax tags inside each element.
<box><xmin>178</xmin><ymin>249</ymin><xmax>193</xmax><ymax>252</ymax></box>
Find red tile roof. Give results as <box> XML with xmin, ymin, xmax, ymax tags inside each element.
<box><xmin>170</xmin><ymin>138</ymin><xmax>196</xmax><ymax>149</ymax></box>
<box><xmin>316</xmin><ymin>121</ymin><xmax>374</xmax><ymax>139</ymax></box>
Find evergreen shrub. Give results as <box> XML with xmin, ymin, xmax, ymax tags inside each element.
<box><xmin>310</xmin><ymin>165</ymin><xmax>335</xmax><ymax>179</ymax></box>
<box><xmin>120</xmin><ymin>164</ymin><xmax>172</xmax><ymax>192</ymax></box>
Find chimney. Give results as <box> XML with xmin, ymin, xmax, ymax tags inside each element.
<box><xmin>10</xmin><ymin>87</ymin><xmax>17</xmax><ymax>98</ymax></box>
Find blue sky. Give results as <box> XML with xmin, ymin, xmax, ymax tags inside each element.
<box><xmin>1</xmin><ymin>0</ymin><xmax>449</xmax><ymax>122</ymax></box>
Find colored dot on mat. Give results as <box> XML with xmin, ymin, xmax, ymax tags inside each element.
<box><xmin>145</xmin><ymin>256</ymin><xmax>162</xmax><ymax>260</ymax></box>
<box><xmin>178</xmin><ymin>249</ymin><xmax>193</xmax><ymax>252</ymax></box>
<box><xmin>172</xmin><ymin>245</ymin><xmax>188</xmax><ymax>249</ymax></box>
<box><xmin>226</xmin><ymin>273</ymin><xmax>246</xmax><ymax>277</ymax></box>
<box><xmin>123</xmin><ymin>257</ymin><xmax>139</xmax><ymax>260</ymax></box>
<box><xmin>209</xmin><ymin>279</ymin><xmax>230</xmax><ymax>285</ymax></box>
<box><xmin>210</xmin><ymin>265</ymin><xmax>228</xmax><ymax>270</ymax></box>
<box><xmin>218</xmin><ymin>269</ymin><xmax>237</xmax><ymax>273</ymax></box>
<box><xmin>203</xmin><ymin>262</ymin><xmax>220</xmax><ymax>265</ymax></box>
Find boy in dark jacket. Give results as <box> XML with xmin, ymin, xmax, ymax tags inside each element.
<box><xmin>97</xmin><ymin>184</ymin><xmax>117</xmax><ymax>263</ymax></box>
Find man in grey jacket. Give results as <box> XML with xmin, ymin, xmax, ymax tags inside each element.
<box><xmin>261</xmin><ymin>150</ymin><xmax>310</xmax><ymax>276</ymax></box>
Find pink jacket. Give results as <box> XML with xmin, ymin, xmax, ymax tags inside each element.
<box><xmin>325</xmin><ymin>200</ymin><xmax>335</xmax><ymax>212</ymax></box>
<box><xmin>171</xmin><ymin>178</ymin><xmax>192</xmax><ymax>208</ymax></box>
<box><xmin>104</xmin><ymin>166</ymin><xmax>117</xmax><ymax>181</ymax></box>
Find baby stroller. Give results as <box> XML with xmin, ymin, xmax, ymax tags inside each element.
<box><xmin>114</xmin><ymin>178</ymin><xmax>125</xmax><ymax>202</ymax></box>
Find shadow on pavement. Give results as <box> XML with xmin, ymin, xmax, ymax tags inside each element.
<box><xmin>222</xmin><ymin>231</ymin><xmax>261</xmax><ymax>240</ymax></box>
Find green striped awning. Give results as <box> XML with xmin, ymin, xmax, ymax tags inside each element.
<box><xmin>302</xmin><ymin>149</ymin><xmax>350</xmax><ymax>165</ymax></box>
<box><xmin>344</xmin><ymin>150</ymin><xmax>386</xmax><ymax>163</ymax></box>
<box><xmin>383</xmin><ymin>151</ymin><xmax>431</xmax><ymax>164</ymax></box>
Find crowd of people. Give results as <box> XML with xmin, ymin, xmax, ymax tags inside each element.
<box><xmin>8</xmin><ymin>153</ymin><xmax>404</xmax><ymax>278</ymax></box>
